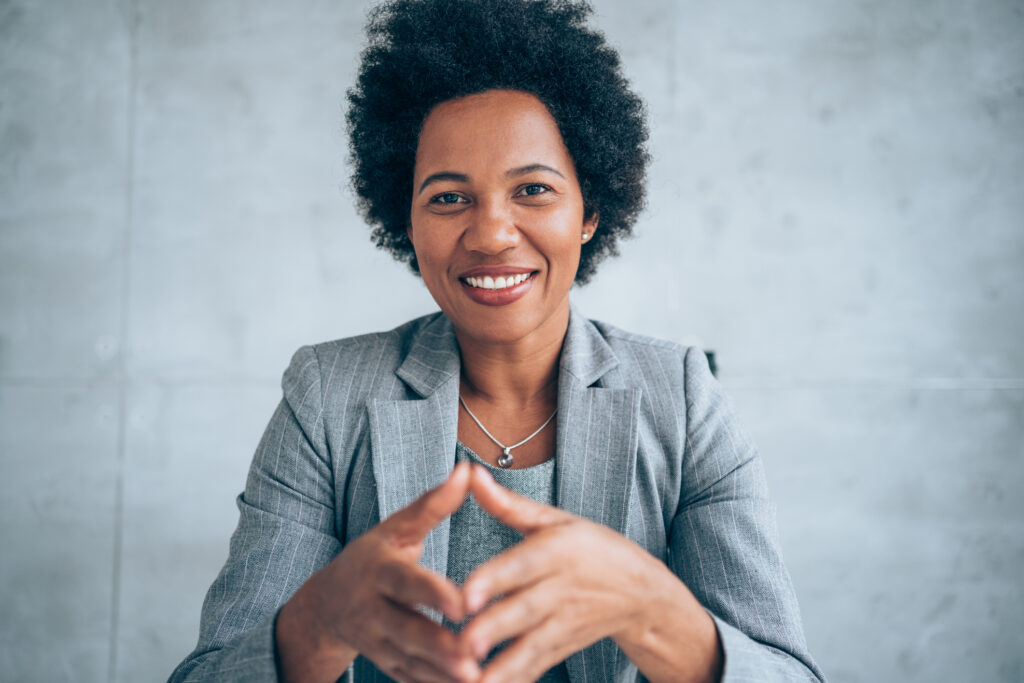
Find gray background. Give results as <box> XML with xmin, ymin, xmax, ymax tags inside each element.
<box><xmin>1</xmin><ymin>0</ymin><xmax>1022</xmax><ymax>681</ymax></box>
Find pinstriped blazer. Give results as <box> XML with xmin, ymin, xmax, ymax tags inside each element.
<box><xmin>169</xmin><ymin>308</ymin><xmax>826</xmax><ymax>683</ymax></box>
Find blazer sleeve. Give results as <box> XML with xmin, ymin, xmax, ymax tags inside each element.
<box><xmin>667</xmin><ymin>346</ymin><xmax>827</xmax><ymax>682</ymax></box>
<box><xmin>169</xmin><ymin>345</ymin><xmax>345</xmax><ymax>682</ymax></box>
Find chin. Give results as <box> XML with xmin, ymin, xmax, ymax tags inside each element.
<box><xmin>458</xmin><ymin>301</ymin><xmax>570</xmax><ymax>347</ymax></box>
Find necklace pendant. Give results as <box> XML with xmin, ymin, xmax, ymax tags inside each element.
<box><xmin>497</xmin><ymin>447</ymin><xmax>514</xmax><ymax>469</ymax></box>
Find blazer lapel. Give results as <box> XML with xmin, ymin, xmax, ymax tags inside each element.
<box><xmin>366</xmin><ymin>314</ymin><xmax>461</xmax><ymax>577</ymax></box>
<box><xmin>557</xmin><ymin>309</ymin><xmax>642</xmax><ymax>683</ymax></box>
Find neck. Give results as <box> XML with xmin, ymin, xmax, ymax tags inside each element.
<box><xmin>454</xmin><ymin>306</ymin><xmax>569</xmax><ymax>409</ymax></box>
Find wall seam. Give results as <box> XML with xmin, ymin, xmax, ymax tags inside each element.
<box><xmin>108</xmin><ymin>0</ymin><xmax>139</xmax><ymax>681</ymax></box>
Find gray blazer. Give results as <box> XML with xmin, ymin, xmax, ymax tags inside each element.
<box><xmin>170</xmin><ymin>309</ymin><xmax>825</xmax><ymax>682</ymax></box>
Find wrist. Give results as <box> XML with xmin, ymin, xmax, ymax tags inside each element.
<box><xmin>612</xmin><ymin>553</ymin><xmax>675</xmax><ymax>645</ymax></box>
<box><xmin>613</xmin><ymin>560</ymin><xmax>722</xmax><ymax>683</ymax></box>
<box><xmin>275</xmin><ymin>583</ymin><xmax>358</xmax><ymax>682</ymax></box>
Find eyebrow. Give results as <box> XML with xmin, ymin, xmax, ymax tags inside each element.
<box><xmin>418</xmin><ymin>172</ymin><xmax>469</xmax><ymax>195</ymax></box>
<box><xmin>506</xmin><ymin>164</ymin><xmax>565</xmax><ymax>180</ymax></box>
<box><xmin>417</xmin><ymin>164</ymin><xmax>566</xmax><ymax>195</ymax></box>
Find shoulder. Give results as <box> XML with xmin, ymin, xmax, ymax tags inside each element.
<box><xmin>280</xmin><ymin>311</ymin><xmax>445</xmax><ymax>400</ymax></box>
<box><xmin>586</xmin><ymin>317</ymin><xmax>713</xmax><ymax>390</ymax></box>
<box><xmin>591</xmin><ymin>318</ymin><xmax>684</xmax><ymax>355</ymax></box>
<box><xmin>590</xmin><ymin>319</ymin><xmax>751</xmax><ymax>459</ymax></box>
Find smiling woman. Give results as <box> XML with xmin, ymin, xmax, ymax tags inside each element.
<box><xmin>168</xmin><ymin>1</ymin><xmax>826</xmax><ymax>682</ymax></box>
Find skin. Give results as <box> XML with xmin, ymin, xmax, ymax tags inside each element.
<box><xmin>277</xmin><ymin>463</ymin><xmax>481</xmax><ymax>683</ymax></box>
<box><xmin>460</xmin><ymin>465</ymin><xmax>723</xmax><ymax>683</ymax></box>
<box><xmin>276</xmin><ymin>90</ymin><xmax>723</xmax><ymax>683</ymax></box>
<box><xmin>408</xmin><ymin>89</ymin><xmax>596</xmax><ymax>469</ymax></box>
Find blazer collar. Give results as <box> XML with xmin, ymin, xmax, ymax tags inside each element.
<box><xmin>394</xmin><ymin>312</ymin><xmax>462</xmax><ymax>398</ymax></box>
<box><xmin>393</xmin><ymin>305</ymin><xmax>620</xmax><ymax>399</ymax></box>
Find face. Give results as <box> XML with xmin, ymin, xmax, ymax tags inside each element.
<box><xmin>408</xmin><ymin>89</ymin><xmax>597</xmax><ymax>348</ymax></box>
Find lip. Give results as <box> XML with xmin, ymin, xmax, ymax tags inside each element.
<box><xmin>458</xmin><ymin>269</ymin><xmax>537</xmax><ymax>307</ymax></box>
<box><xmin>457</xmin><ymin>265</ymin><xmax>538</xmax><ymax>279</ymax></box>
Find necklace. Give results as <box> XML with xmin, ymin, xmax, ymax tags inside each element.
<box><xmin>458</xmin><ymin>395</ymin><xmax>557</xmax><ymax>468</ymax></box>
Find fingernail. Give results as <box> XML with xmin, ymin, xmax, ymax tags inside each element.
<box><xmin>465</xmin><ymin>587</ymin><xmax>483</xmax><ymax>614</ymax></box>
<box><xmin>456</xmin><ymin>657</ymin><xmax>481</xmax><ymax>681</ymax></box>
<box><xmin>473</xmin><ymin>636</ymin><xmax>489</xmax><ymax>661</ymax></box>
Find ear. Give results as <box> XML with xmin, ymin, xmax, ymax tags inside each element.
<box><xmin>582</xmin><ymin>212</ymin><xmax>599</xmax><ymax>242</ymax></box>
<box><xmin>406</xmin><ymin>223</ymin><xmax>414</xmax><ymax>245</ymax></box>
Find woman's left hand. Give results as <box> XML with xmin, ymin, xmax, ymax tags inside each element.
<box><xmin>459</xmin><ymin>465</ymin><xmax>721</xmax><ymax>683</ymax></box>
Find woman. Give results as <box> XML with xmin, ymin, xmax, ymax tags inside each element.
<box><xmin>171</xmin><ymin>1</ymin><xmax>825</xmax><ymax>681</ymax></box>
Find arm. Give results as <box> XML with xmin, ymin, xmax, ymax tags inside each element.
<box><xmin>458</xmin><ymin>467</ymin><xmax>723</xmax><ymax>683</ymax></box>
<box><xmin>169</xmin><ymin>346</ymin><xmax>343</xmax><ymax>683</ymax></box>
<box><xmin>666</xmin><ymin>346</ymin><xmax>826</xmax><ymax>682</ymax></box>
<box><xmin>170</xmin><ymin>346</ymin><xmax>480</xmax><ymax>683</ymax></box>
<box><xmin>435</xmin><ymin>346</ymin><xmax>825</xmax><ymax>683</ymax></box>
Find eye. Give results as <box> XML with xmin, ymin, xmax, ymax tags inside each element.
<box><xmin>517</xmin><ymin>183</ymin><xmax>551</xmax><ymax>197</ymax></box>
<box><xmin>430</xmin><ymin>192</ymin><xmax>465</xmax><ymax>205</ymax></box>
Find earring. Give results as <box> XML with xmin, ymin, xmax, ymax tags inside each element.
<box><xmin>582</xmin><ymin>233</ymin><xmax>589</xmax><ymax>241</ymax></box>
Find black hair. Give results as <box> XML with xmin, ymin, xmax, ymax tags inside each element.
<box><xmin>346</xmin><ymin>0</ymin><xmax>649</xmax><ymax>284</ymax></box>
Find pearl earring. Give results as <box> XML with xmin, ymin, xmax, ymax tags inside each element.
<box><xmin>582</xmin><ymin>233</ymin><xmax>589</xmax><ymax>241</ymax></box>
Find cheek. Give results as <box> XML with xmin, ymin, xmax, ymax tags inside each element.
<box><xmin>410</xmin><ymin>223</ymin><xmax>455</xmax><ymax>282</ymax></box>
<box><xmin>545</xmin><ymin>208</ymin><xmax>585</xmax><ymax>265</ymax></box>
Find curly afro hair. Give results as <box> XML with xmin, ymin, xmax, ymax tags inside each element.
<box><xmin>346</xmin><ymin>0</ymin><xmax>649</xmax><ymax>284</ymax></box>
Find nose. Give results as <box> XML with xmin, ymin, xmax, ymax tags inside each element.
<box><xmin>462</xmin><ymin>198</ymin><xmax>519</xmax><ymax>254</ymax></box>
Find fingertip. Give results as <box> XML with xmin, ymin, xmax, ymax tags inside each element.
<box><xmin>470</xmin><ymin>464</ymin><xmax>500</xmax><ymax>492</ymax></box>
<box><xmin>467</xmin><ymin>594</ymin><xmax>485</xmax><ymax>616</ymax></box>
<box><xmin>444</xmin><ymin>461</ymin><xmax>472</xmax><ymax>492</ymax></box>
<box><xmin>471</xmin><ymin>467</ymin><xmax>512</xmax><ymax>514</ymax></box>
<box><xmin>465</xmin><ymin>631</ymin><xmax>489</xmax><ymax>661</ymax></box>
<box><xmin>444</xmin><ymin>602</ymin><xmax>466</xmax><ymax>624</ymax></box>
<box><xmin>454</xmin><ymin>656</ymin><xmax>482</xmax><ymax>682</ymax></box>
<box><xmin>463</xmin><ymin>579</ymin><xmax>488</xmax><ymax>614</ymax></box>
<box><xmin>445</xmin><ymin>586</ymin><xmax>468</xmax><ymax>622</ymax></box>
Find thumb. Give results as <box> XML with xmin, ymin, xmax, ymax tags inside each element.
<box><xmin>386</xmin><ymin>460</ymin><xmax>472</xmax><ymax>542</ymax></box>
<box><xmin>469</xmin><ymin>464</ymin><xmax>569</xmax><ymax>534</ymax></box>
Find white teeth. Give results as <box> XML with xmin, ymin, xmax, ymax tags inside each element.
<box><xmin>464</xmin><ymin>273</ymin><xmax>532</xmax><ymax>290</ymax></box>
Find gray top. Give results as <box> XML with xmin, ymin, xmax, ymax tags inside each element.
<box><xmin>447</xmin><ymin>442</ymin><xmax>570</xmax><ymax>683</ymax></box>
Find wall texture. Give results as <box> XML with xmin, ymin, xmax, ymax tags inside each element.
<box><xmin>1</xmin><ymin>1</ymin><xmax>1022</xmax><ymax>681</ymax></box>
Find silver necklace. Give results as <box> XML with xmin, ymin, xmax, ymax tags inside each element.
<box><xmin>458</xmin><ymin>395</ymin><xmax>557</xmax><ymax>468</ymax></box>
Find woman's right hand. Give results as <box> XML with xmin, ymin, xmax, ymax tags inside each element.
<box><xmin>276</xmin><ymin>461</ymin><xmax>480</xmax><ymax>683</ymax></box>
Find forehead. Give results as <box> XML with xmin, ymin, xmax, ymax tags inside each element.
<box><xmin>414</xmin><ymin>90</ymin><xmax>575</xmax><ymax>174</ymax></box>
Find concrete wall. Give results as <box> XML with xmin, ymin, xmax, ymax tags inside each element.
<box><xmin>1</xmin><ymin>1</ymin><xmax>1021</xmax><ymax>680</ymax></box>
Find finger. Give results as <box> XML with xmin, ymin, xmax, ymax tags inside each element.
<box><xmin>477</xmin><ymin>616</ymin><xmax>573</xmax><ymax>683</ymax></box>
<box><xmin>375</xmin><ymin>636</ymin><xmax>471</xmax><ymax>683</ymax></box>
<box><xmin>376</xmin><ymin>559</ymin><xmax>466</xmax><ymax>621</ymax></box>
<box><xmin>469</xmin><ymin>464</ymin><xmax>570</xmax><ymax>533</ymax></box>
<box><xmin>374</xmin><ymin>598</ymin><xmax>480</xmax><ymax>678</ymax></box>
<box><xmin>388</xmin><ymin>461</ymin><xmax>473</xmax><ymax>541</ymax></box>
<box><xmin>462</xmin><ymin>532</ymin><xmax>561</xmax><ymax>614</ymax></box>
<box><xmin>459</xmin><ymin>583</ymin><xmax>553</xmax><ymax>661</ymax></box>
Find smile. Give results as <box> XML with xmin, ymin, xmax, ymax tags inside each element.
<box><xmin>462</xmin><ymin>273</ymin><xmax>534</xmax><ymax>290</ymax></box>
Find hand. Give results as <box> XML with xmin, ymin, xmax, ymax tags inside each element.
<box><xmin>457</xmin><ymin>464</ymin><xmax>661</xmax><ymax>682</ymax></box>
<box><xmin>277</xmin><ymin>462</ymin><xmax>480</xmax><ymax>683</ymax></box>
<box><xmin>459</xmin><ymin>465</ymin><xmax>722</xmax><ymax>683</ymax></box>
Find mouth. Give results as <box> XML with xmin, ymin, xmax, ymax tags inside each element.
<box><xmin>457</xmin><ymin>269</ymin><xmax>538</xmax><ymax>306</ymax></box>
<box><xmin>460</xmin><ymin>272</ymin><xmax>536</xmax><ymax>290</ymax></box>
